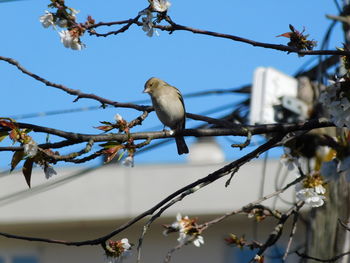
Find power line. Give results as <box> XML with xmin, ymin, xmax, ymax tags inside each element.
<box><xmin>0</xmin><ymin>165</ymin><xmax>100</xmax><ymax>206</ymax></box>
<box><xmin>8</xmin><ymin>86</ymin><xmax>247</xmax><ymax>120</ymax></box>
<box><xmin>8</xmin><ymin>105</ymin><xmax>103</xmax><ymax>120</ymax></box>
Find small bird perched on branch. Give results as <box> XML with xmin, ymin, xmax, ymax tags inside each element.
<box><xmin>143</xmin><ymin>77</ymin><xmax>189</xmax><ymax>155</ymax></box>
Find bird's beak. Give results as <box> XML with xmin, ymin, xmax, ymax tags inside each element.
<box><xmin>143</xmin><ymin>87</ymin><xmax>149</xmax><ymax>93</ymax></box>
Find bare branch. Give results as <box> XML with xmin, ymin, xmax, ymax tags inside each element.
<box><xmin>252</xmin><ymin>202</ymin><xmax>304</xmax><ymax>262</ymax></box>
<box><xmin>0</xmin><ymin>119</ymin><xmax>335</xmax><ymax>147</ymax></box>
<box><xmin>0</xmin><ymin>56</ymin><xmax>150</xmax><ymax>112</ymax></box>
<box><xmin>41</xmin><ymin>139</ymin><xmax>94</xmax><ymax>161</ymax></box>
<box><xmin>88</xmin><ymin>15</ymin><xmax>141</xmax><ymax>37</ymax></box>
<box><xmin>296</xmin><ymin>250</ymin><xmax>350</xmax><ymax>262</ymax></box>
<box><xmin>202</xmin><ymin>175</ymin><xmax>305</xmax><ymax>231</ymax></box>
<box><xmin>283</xmin><ymin>212</ymin><xmax>299</xmax><ymax>262</ymax></box>
<box><xmin>87</xmin><ymin>16</ymin><xmax>350</xmax><ymax>56</ymax></box>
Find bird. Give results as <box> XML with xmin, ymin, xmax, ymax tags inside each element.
<box><xmin>143</xmin><ymin>77</ymin><xmax>189</xmax><ymax>155</ymax></box>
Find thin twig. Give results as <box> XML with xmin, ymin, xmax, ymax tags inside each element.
<box><xmin>202</xmin><ymin>175</ymin><xmax>305</xmax><ymax>231</ymax></box>
<box><xmin>41</xmin><ymin>139</ymin><xmax>94</xmax><ymax>161</ymax></box>
<box><xmin>136</xmin><ymin>184</ymin><xmax>198</xmax><ymax>263</ymax></box>
<box><xmin>338</xmin><ymin>218</ymin><xmax>350</xmax><ymax>232</ymax></box>
<box><xmin>283</xmin><ymin>211</ymin><xmax>299</xmax><ymax>262</ymax></box>
<box><xmin>88</xmin><ymin>15</ymin><xmax>141</xmax><ymax>37</ymax></box>
<box><xmin>251</xmin><ymin>201</ymin><xmax>304</xmax><ymax>262</ymax></box>
<box><xmin>296</xmin><ymin>250</ymin><xmax>350</xmax><ymax>262</ymax></box>
<box><xmin>87</xmin><ymin>16</ymin><xmax>350</xmax><ymax>56</ymax></box>
<box><xmin>128</xmin><ymin>111</ymin><xmax>149</xmax><ymax>128</ymax></box>
<box><xmin>231</xmin><ymin>130</ymin><xmax>252</xmax><ymax>149</ymax></box>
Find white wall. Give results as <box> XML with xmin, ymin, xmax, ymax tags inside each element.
<box><xmin>0</xmin><ymin>160</ymin><xmax>302</xmax><ymax>262</ymax></box>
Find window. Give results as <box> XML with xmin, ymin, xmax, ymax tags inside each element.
<box><xmin>12</xmin><ymin>256</ymin><xmax>38</xmax><ymax>263</ymax></box>
<box><xmin>228</xmin><ymin>246</ymin><xmax>285</xmax><ymax>263</ymax></box>
<box><xmin>232</xmin><ymin>248</ymin><xmax>258</xmax><ymax>262</ymax></box>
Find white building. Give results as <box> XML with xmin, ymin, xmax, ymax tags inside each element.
<box><xmin>0</xmin><ymin>142</ymin><xmax>301</xmax><ymax>263</ymax></box>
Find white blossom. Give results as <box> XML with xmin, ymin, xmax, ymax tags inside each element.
<box><xmin>176</xmin><ymin>213</ymin><xmax>183</xmax><ymax>221</ymax></box>
<box><xmin>59</xmin><ymin>30</ymin><xmax>83</xmax><ymax>50</ymax></box>
<box><xmin>39</xmin><ymin>11</ymin><xmax>54</xmax><ymax>28</ymax></box>
<box><xmin>193</xmin><ymin>235</ymin><xmax>204</xmax><ymax>247</ymax></box>
<box><xmin>120</xmin><ymin>238</ymin><xmax>131</xmax><ymax>250</ymax></box>
<box><xmin>164</xmin><ymin>213</ymin><xmax>203</xmax><ymax>247</ymax></box>
<box><xmin>176</xmin><ymin>213</ymin><xmax>189</xmax><ymax>229</ymax></box>
<box><xmin>314</xmin><ymin>185</ymin><xmax>326</xmax><ymax>195</ymax></box>
<box><xmin>24</xmin><ymin>141</ymin><xmax>38</xmax><ymax>158</ymax></box>
<box><xmin>280</xmin><ymin>147</ymin><xmax>299</xmax><ymax>171</ymax></box>
<box><xmin>163</xmin><ymin>213</ymin><xmax>183</xmax><ymax>236</ymax></box>
<box><xmin>177</xmin><ymin>232</ymin><xmax>188</xmax><ymax>245</ymax></box>
<box><xmin>320</xmin><ymin>78</ymin><xmax>350</xmax><ymax>129</ymax></box>
<box><xmin>175</xmin><ymin>213</ymin><xmax>204</xmax><ymax>247</ymax></box>
<box><xmin>151</xmin><ymin>0</ymin><xmax>171</xmax><ymax>12</ymax></box>
<box><xmin>177</xmin><ymin>232</ymin><xmax>204</xmax><ymax>247</ymax></box>
<box><xmin>105</xmin><ymin>238</ymin><xmax>132</xmax><ymax>263</ymax></box>
<box><xmin>44</xmin><ymin>165</ymin><xmax>57</xmax><ymax>179</ymax></box>
<box><xmin>140</xmin><ymin>9</ymin><xmax>158</xmax><ymax>37</ymax></box>
<box><xmin>114</xmin><ymin>114</ymin><xmax>123</xmax><ymax>122</ymax></box>
<box><xmin>59</xmin><ymin>30</ymin><xmax>72</xmax><ymax>48</ymax></box>
<box><xmin>170</xmin><ymin>213</ymin><xmax>182</xmax><ymax>229</ymax></box>
<box><xmin>296</xmin><ymin>187</ymin><xmax>325</xmax><ymax>207</ymax></box>
<box><xmin>122</xmin><ymin>156</ymin><xmax>134</xmax><ymax>167</ymax></box>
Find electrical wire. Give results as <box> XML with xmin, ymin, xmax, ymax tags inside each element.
<box><xmin>7</xmin><ymin>86</ymin><xmax>246</xmax><ymax>121</ymax></box>
<box><xmin>0</xmin><ymin>165</ymin><xmax>101</xmax><ymax>206</ymax></box>
<box><xmin>334</xmin><ymin>0</ymin><xmax>342</xmax><ymax>13</ymax></box>
<box><xmin>317</xmin><ymin>20</ymin><xmax>338</xmax><ymax>86</ymax></box>
<box><xmin>8</xmin><ymin>105</ymin><xmax>103</xmax><ymax>120</ymax></box>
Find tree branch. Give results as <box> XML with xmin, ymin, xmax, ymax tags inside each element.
<box><xmin>0</xmin><ymin>119</ymin><xmax>335</xmax><ymax>148</ymax></box>
<box><xmin>87</xmin><ymin>16</ymin><xmax>350</xmax><ymax>56</ymax></box>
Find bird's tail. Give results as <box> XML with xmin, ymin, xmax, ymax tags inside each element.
<box><xmin>175</xmin><ymin>136</ymin><xmax>189</xmax><ymax>155</ymax></box>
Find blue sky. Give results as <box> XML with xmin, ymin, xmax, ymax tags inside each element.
<box><xmin>0</xmin><ymin>0</ymin><xmax>344</xmax><ymax>169</ymax></box>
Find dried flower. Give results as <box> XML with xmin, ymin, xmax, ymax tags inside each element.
<box><xmin>277</xmin><ymin>24</ymin><xmax>317</xmax><ymax>54</ymax></box>
<box><xmin>105</xmin><ymin>238</ymin><xmax>132</xmax><ymax>261</ymax></box>
<box><xmin>44</xmin><ymin>165</ymin><xmax>57</xmax><ymax>179</ymax></box>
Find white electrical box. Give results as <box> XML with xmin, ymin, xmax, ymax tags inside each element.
<box><xmin>249</xmin><ymin>67</ymin><xmax>298</xmax><ymax>124</ymax></box>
